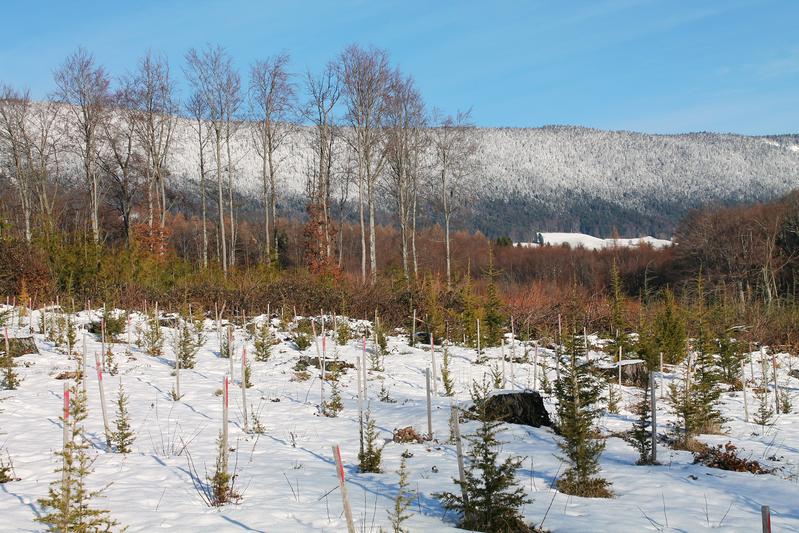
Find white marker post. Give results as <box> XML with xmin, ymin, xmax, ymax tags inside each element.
<box><xmin>175</xmin><ymin>344</ymin><xmax>181</xmax><ymax>400</ymax></box>
<box><xmin>650</xmin><ymin>371</ymin><xmax>657</xmax><ymax>463</ymax></box>
<box><xmin>742</xmin><ymin>359</ymin><xmax>750</xmax><ymax>423</ymax></box>
<box><xmin>451</xmin><ymin>404</ymin><xmax>468</xmax><ymax>507</ymax></box>
<box><xmin>361</xmin><ymin>336</ymin><xmax>368</xmax><ymax>399</ymax></box>
<box><xmin>501</xmin><ymin>338</ymin><xmax>507</xmax><ymax>388</ymax></box>
<box><xmin>425</xmin><ymin>367</ymin><xmax>433</xmax><ymax>440</ymax></box>
<box><xmin>241</xmin><ymin>348</ymin><xmax>248</xmax><ymax>433</ymax></box>
<box><xmin>510</xmin><ymin>317</ymin><xmax>516</xmax><ymax>389</ymax></box>
<box><xmin>430</xmin><ymin>333</ymin><xmax>438</xmax><ymax>394</ymax></box>
<box><xmin>476</xmin><ymin>319</ymin><xmax>481</xmax><ymax>360</ymax></box>
<box><xmin>332</xmin><ymin>444</ymin><xmax>356</xmax><ymax>533</ymax></box>
<box><xmin>81</xmin><ymin>332</ymin><xmax>87</xmax><ymax>396</ymax></box>
<box><xmin>356</xmin><ymin>358</ymin><xmax>364</xmax><ymax>458</ymax></box>
<box><xmin>63</xmin><ymin>382</ymin><xmax>70</xmax><ymax>448</ymax></box>
<box><xmin>223</xmin><ymin>375</ymin><xmax>229</xmax><ymax>467</ymax></box>
<box><xmin>94</xmin><ymin>352</ymin><xmax>111</xmax><ymax>446</ymax></box>
<box><xmin>313</xmin><ymin>320</ymin><xmax>324</xmax><ymax>408</ymax></box>
<box><xmin>411</xmin><ymin>308</ymin><xmax>416</xmax><ymax>347</ymax></box>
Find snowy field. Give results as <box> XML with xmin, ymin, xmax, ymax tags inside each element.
<box><xmin>1</xmin><ymin>307</ymin><xmax>799</xmax><ymax>532</ymax></box>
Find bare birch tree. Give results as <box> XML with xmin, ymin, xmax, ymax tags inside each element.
<box><xmin>339</xmin><ymin>44</ymin><xmax>392</xmax><ymax>284</ymax></box>
<box><xmin>53</xmin><ymin>47</ymin><xmax>110</xmax><ymax>243</ymax></box>
<box><xmin>186</xmin><ymin>91</ymin><xmax>211</xmax><ymax>267</ymax></box>
<box><xmin>431</xmin><ymin>109</ymin><xmax>478</xmax><ymax>288</ymax></box>
<box><xmin>385</xmin><ymin>71</ymin><xmax>426</xmax><ymax>281</ymax></box>
<box><xmin>302</xmin><ymin>63</ymin><xmax>340</xmax><ymax>269</ymax></box>
<box><xmin>185</xmin><ymin>45</ymin><xmax>239</xmax><ymax>275</ymax></box>
<box><xmin>97</xmin><ymin>86</ymin><xmax>142</xmax><ymax>243</ymax></box>
<box><xmin>249</xmin><ymin>53</ymin><xmax>294</xmax><ymax>265</ymax></box>
<box><xmin>129</xmin><ymin>51</ymin><xmax>177</xmax><ymax>240</ymax></box>
<box><xmin>0</xmin><ymin>86</ymin><xmax>35</xmax><ymax>242</ymax></box>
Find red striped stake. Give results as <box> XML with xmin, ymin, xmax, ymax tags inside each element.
<box><xmin>762</xmin><ymin>505</ymin><xmax>771</xmax><ymax>533</ymax></box>
<box><xmin>332</xmin><ymin>444</ymin><xmax>356</xmax><ymax>533</ymax></box>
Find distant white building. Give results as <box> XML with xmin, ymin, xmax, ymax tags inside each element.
<box><xmin>516</xmin><ymin>232</ymin><xmax>671</xmax><ymax>251</ymax></box>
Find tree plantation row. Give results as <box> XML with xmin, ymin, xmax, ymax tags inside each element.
<box><xmin>1</xmin><ymin>284</ymin><xmax>796</xmax><ymax>531</ymax></box>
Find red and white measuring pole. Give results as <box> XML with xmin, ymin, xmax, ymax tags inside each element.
<box><xmin>332</xmin><ymin>444</ymin><xmax>356</xmax><ymax>533</ymax></box>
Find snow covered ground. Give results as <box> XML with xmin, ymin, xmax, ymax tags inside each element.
<box><xmin>1</xmin><ymin>308</ymin><xmax>798</xmax><ymax>532</ymax></box>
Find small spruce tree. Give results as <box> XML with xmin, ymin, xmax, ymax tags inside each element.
<box><xmin>630</xmin><ymin>386</ymin><xmax>654</xmax><ymax>464</ymax></box>
<box><xmin>36</xmin><ymin>384</ymin><xmax>120</xmax><ymax>531</ymax></box>
<box><xmin>387</xmin><ymin>454</ymin><xmax>415</xmax><ymax>533</ymax></box>
<box><xmin>253</xmin><ymin>321</ymin><xmax>275</xmax><ymax>362</ymax></box>
<box><xmin>173</xmin><ymin>319</ymin><xmax>198</xmax><ymax>369</ymax></box>
<box><xmin>112</xmin><ymin>380</ymin><xmax>135</xmax><ymax>454</ymax></box>
<box><xmin>358</xmin><ymin>409</ymin><xmax>382</xmax><ymax>473</ymax></box>
<box><xmin>435</xmin><ymin>378</ymin><xmax>531</xmax><ymax>532</ymax></box>
<box><xmin>554</xmin><ymin>330</ymin><xmax>610</xmax><ymax>497</ymax></box>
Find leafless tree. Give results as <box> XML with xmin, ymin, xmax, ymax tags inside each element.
<box><xmin>0</xmin><ymin>86</ymin><xmax>34</xmax><ymax>241</ymax></box>
<box><xmin>384</xmin><ymin>70</ymin><xmax>427</xmax><ymax>281</ymax></box>
<box><xmin>249</xmin><ymin>53</ymin><xmax>294</xmax><ymax>265</ymax></box>
<box><xmin>186</xmin><ymin>91</ymin><xmax>212</xmax><ymax>267</ymax></box>
<box><xmin>431</xmin><ymin>109</ymin><xmax>478</xmax><ymax>288</ymax></box>
<box><xmin>302</xmin><ymin>63</ymin><xmax>340</xmax><ymax>268</ymax></box>
<box><xmin>185</xmin><ymin>45</ymin><xmax>240</xmax><ymax>275</ymax></box>
<box><xmin>339</xmin><ymin>44</ymin><xmax>392</xmax><ymax>284</ymax></box>
<box><xmin>97</xmin><ymin>86</ymin><xmax>142</xmax><ymax>243</ymax></box>
<box><xmin>128</xmin><ymin>51</ymin><xmax>177</xmax><ymax>234</ymax></box>
<box><xmin>53</xmin><ymin>47</ymin><xmax>110</xmax><ymax>243</ymax></box>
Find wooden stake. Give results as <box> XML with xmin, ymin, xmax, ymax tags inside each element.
<box><xmin>430</xmin><ymin>333</ymin><xmax>438</xmax><ymax>394</ymax></box>
<box><xmin>425</xmin><ymin>367</ymin><xmax>433</xmax><ymax>440</ymax></box>
<box><xmin>452</xmin><ymin>404</ymin><xmax>468</xmax><ymax>506</ymax></box>
<box><xmin>223</xmin><ymin>374</ymin><xmax>229</xmax><ymax>466</ymax></box>
<box><xmin>650</xmin><ymin>371</ymin><xmax>657</xmax><ymax>463</ymax></box>
<box><xmin>411</xmin><ymin>308</ymin><xmax>416</xmax><ymax>347</ymax></box>
<box><xmin>533</xmin><ymin>342</ymin><xmax>539</xmax><ymax>390</ymax></box>
<box><xmin>476</xmin><ymin>318</ymin><xmax>481</xmax><ymax>359</ymax></box>
<box><xmin>80</xmin><ymin>331</ymin><xmax>87</xmax><ymax>395</ymax></box>
<box><xmin>94</xmin><ymin>352</ymin><xmax>111</xmax><ymax>446</ymax></box>
<box><xmin>332</xmin><ymin>444</ymin><xmax>356</xmax><ymax>533</ymax></box>
<box><xmin>63</xmin><ymin>382</ymin><xmax>70</xmax><ymax>448</ymax></box>
<box><xmin>242</xmin><ymin>348</ymin><xmax>248</xmax><ymax>433</ymax></box>
<box><xmin>356</xmin><ymin>358</ymin><xmax>364</xmax><ymax>459</ymax></box>
<box><xmin>742</xmin><ymin>359</ymin><xmax>750</xmax><ymax>423</ymax></box>
<box><xmin>761</xmin><ymin>505</ymin><xmax>771</xmax><ymax>533</ymax></box>
<box><xmin>501</xmin><ymin>338</ymin><xmax>507</xmax><ymax>388</ymax></box>
<box><xmin>771</xmin><ymin>349</ymin><xmax>780</xmax><ymax>414</ymax></box>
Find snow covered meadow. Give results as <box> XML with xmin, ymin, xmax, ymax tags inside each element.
<box><xmin>1</xmin><ymin>306</ymin><xmax>799</xmax><ymax>532</ymax></box>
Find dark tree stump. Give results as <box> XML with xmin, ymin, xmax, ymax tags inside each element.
<box><xmin>481</xmin><ymin>390</ymin><xmax>552</xmax><ymax>428</ymax></box>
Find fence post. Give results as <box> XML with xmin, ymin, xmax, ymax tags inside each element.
<box><xmin>476</xmin><ymin>318</ymin><xmax>481</xmax><ymax>360</ymax></box>
<box><xmin>356</xmin><ymin>358</ymin><xmax>364</xmax><ymax>458</ymax></box>
<box><xmin>332</xmin><ymin>444</ymin><xmax>356</xmax><ymax>533</ymax></box>
<box><xmin>533</xmin><ymin>342</ymin><xmax>539</xmax><ymax>390</ymax></box>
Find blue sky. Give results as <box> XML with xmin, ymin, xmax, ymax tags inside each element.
<box><xmin>1</xmin><ymin>0</ymin><xmax>797</xmax><ymax>134</ymax></box>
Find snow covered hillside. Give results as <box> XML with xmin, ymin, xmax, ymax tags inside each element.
<box><xmin>164</xmin><ymin>123</ymin><xmax>799</xmax><ymax>238</ymax></box>
<box><xmin>1</xmin><ymin>308</ymin><xmax>798</xmax><ymax>531</ymax></box>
